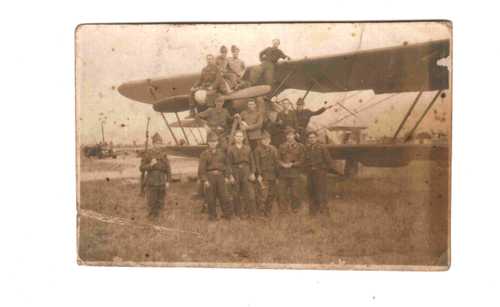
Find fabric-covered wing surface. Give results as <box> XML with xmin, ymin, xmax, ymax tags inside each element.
<box><xmin>272</xmin><ymin>39</ymin><xmax>450</xmax><ymax>94</ymax></box>
<box><xmin>118</xmin><ymin>74</ymin><xmax>199</xmax><ymax>104</ymax></box>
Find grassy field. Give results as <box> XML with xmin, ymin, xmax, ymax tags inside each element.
<box><xmin>77</xmin><ymin>159</ymin><xmax>449</xmax><ymax>268</ymax></box>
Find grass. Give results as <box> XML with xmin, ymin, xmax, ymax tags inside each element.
<box><xmin>77</xmin><ymin>160</ymin><xmax>449</xmax><ymax>268</ymax></box>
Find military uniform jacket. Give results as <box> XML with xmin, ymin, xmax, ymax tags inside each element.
<box><xmin>278</xmin><ymin>141</ymin><xmax>304</xmax><ymax>177</ymax></box>
<box><xmin>195</xmin><ymin>64</ymin><xmax>222</xmax><ymax>88</ymax></box>
<box><xmin>141</xmin><ymin>158</ymin><xmax>172</xmax><ymax>187</ymax></box>
<box><xmin>296</xmin><ymin>108</ymin><xmax>327</xmax><ymax>130</ymax></box>
<box><xmin>259</xmin><ymin>47</ymin><xmax>288</xmax><ymax>64</ymax></box>
<box><xmin>196</xmin><ymin>107</ymin><xmax>232</xmax><ymax>131</ymax></box>
<box><xmin>198</xmin><ymin>148</ymin><xmax>230</xmax><ymax>181</ymax></box>
<box><xmin>304</xmin><ymin>142</ymin><xmax>335</xmax><ymax>171</ymax></box>
<box><xmin>277</xmin><ymin>111</ymin><xmax>298</xmax><ymax>130</ymax></box>
<box><xmin>227</xmin><ymin>57</ymin><xmax>245</xmax><ymax>77</ymax></box>
<box><xmin>240</xmin><ymin>109</ymin><xmax>263</xmax><ymax>140</ymax></box>
<box><xmin>226</xmin><ymin>144</ymin><xmax>256</xmax><ymax>174</ymax></box>
<box><xmin>255</xmin><ymin>144</ymin><xmax>279</xmax><ymax>180</ymax></box>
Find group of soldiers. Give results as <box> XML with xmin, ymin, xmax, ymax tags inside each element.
<box><xmin>139</xmin><ymin>38</ymin><xmax>339</xmax><ymax>221</ymax></box>
<box><xmin>197</xmin><ymin>105</ymin><xmax>337</xmax><ymax>221</ymax></box>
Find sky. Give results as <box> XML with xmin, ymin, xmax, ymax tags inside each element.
<box><xmin>76</xmin><ymin>22</ymin><xmax>451</xmax><ymax>145</ymax></box>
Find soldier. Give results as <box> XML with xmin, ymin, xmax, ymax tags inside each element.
<box><xmin>140</xmin><ymin>152</ymin><xmax>172</xmax><ymax>219</ymax></box>
<box><xmin>226</xmin><ymin>45</ymin><xmax>246</xmax><ymax>88</ymax></box>
<box><xmin>139</xmin><ymin>153</ymin><xmax>151</xmax><ymax>196</ymax></box>
<box><xmin>237</xmin><ymin>100</ymin><xmax>263</xmax><ymax>150</ymax></box>
<box><xmin>303</xmin><ymin>131</ymin><xmax>336</xmax><ymax>216</ymax></box>
<box><xmin>295</xmin><ymin>98</ymin><xmax>333</xmax><ymax>142</ymax></box>
<box><xmin>263</xmin><ymin>106</ymin><xmax>283</xmax><ymax>147</ymax></box>
<box><xmin>278</xmin><ymin>126</ymin><xmax>304</xmax><ymax>213</ymax></box>
<box><xmin>277</xmin><ymin>99</ymin><xmax>298</xmax><ymax>140</ymax></box>
<box><xmin>254</xmin><ymin>131</ymin><xmax>280</xmax><ymax>216</ymax></box>
<box><xmin>196</xmin><ymin>54</ymin><xmax>231</xmax><ymax>94</ymax></box>
<box><xmin>215</xmin><ymin>45</ymin><xmax>229</xmax><ymax>72</ymax></box>
<box><xmin>198</xmin><ymin>133</ymin><xmax>233</xmax><ymax>221</ymax></box>
<box><xmin>249</xmin><ymin>38</ymin><xmax>291</xmax><ymax>85</ymax></box>
<box><xmin>227</xmin><ymin>130</ymin><xmax>257</xmax><ymax>218</ymax></box>
<box><xmin>196</xmin><ymin>98</ymin><xmax>233</xmax><ymax>149</ymax></box>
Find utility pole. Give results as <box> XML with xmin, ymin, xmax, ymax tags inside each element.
<box><xmin>101</xmin><ymin>120</ymin><xmax>105</xmax><ymax>143</ymax></box>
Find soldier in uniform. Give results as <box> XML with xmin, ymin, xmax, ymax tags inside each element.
<box><xmin>215</xmin><ymin>45</ymin><xmax>229</xmax><ymax>72</ymax></box>
<box><xmin>198</xmin><ymin>133</ymin><xmax>233</xmax><ymax>221</ymax></box>
<box><xmin>263</xmin><ymin>106</ymin><xmax>283</xmax><ymax>147</ymax></box>
<box><xmin>227</xmin><ymin>130</ymin><xmax>257</xmax><ymax>218</ymax></box>
<box><xmin>295</xmin><ymin>98</ymin><xmax>332</xmax><ymax>142</ymax></box>
<box><xmin>278</xmin><ymin>126</ymin><xmax>304</xmax><ymax>213</ymax></box>
<box><xmin>226</xmin><ymin>45</ymin><xmax>246</xmax><ymax>89</ymax></box>
<box><xmin>140</xmin><ymin>152</ymin><xmax>172</xmax><ymax>219</ymax></box>
<box><xmin>189</xmin><ymin>54</ymin><xmax>232</xmax><ymax>117</ymax></box>
<box><xmin>303</xmin><ymin>131</ymin><xmax>336</xmax><ymax>216</ymax></box>
<box><xmin>254</xmin><ymin>131</ymin><xmax>279</xmax><ymax>216</ymax></box>
<box><xmin>139</xmin><ymin>153</ymin><xmax>151</xmax><ymax>196</ymax></box>
<box><xmin>277</xmin><ymin>99</ymin><xmax>298</xmax><ymax>141</ymax></box>
<box><xmin>196</xmin><ymin>98</ymin><xmax>233</xmax><ymax>149</ymax></box>
<box><xmin>249</xmin><ymin>39</ymin><xmax>291</xmax><ymax>85</ymax></box>
<box><xmin>237</xmin><ymin>100</ymin><xmax>263</xmax><ymax>150</ymax></box>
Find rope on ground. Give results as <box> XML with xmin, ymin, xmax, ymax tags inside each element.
<box><xmin>79</xmin><ymin>209</ymin><xmax>202</xmax><ymax>237</ymax></box>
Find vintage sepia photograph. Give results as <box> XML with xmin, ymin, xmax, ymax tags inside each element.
<box><xmin>76</xmin><ymin>21</ymin><xmax>451</xmax><ymax>269</ymax></box>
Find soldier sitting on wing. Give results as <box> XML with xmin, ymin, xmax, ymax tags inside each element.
<box><xmin>215</xmin><ymin>45</ymin><xmax>229</xmax><ymax>72</ymax></box>
<box><xmin>249</xmin><ymin>38</ymin><xmax>291</xmax><ymax>86</ymax></box>
<box><xmin>226</xmin><ymin>45</ymin><xmax>248</xmax><ymax>90</ymax></box>
<box><xmin>189</xmin><ymin>54</ymin><xmax>233</xmax><ymax>117</ymax></box>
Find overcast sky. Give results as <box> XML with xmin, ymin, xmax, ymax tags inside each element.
<box><xmin>76</xmin><ymin>22</ymin><xmax>451</xmax><ymax>145</ymax></box>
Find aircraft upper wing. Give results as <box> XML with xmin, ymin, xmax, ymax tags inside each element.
<box><xmin>268</xmin><ymin>39</ymin><xmax>450</xmax><ymax>94</ymax></box>
<box><xmin>117</xmin><ymin>39</ymin><xmax>450</xmax><ymax>104</ymax></box>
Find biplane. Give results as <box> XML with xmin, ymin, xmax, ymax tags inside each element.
<box><xmin>118</xmin><ymin>39</ymin><xmax>451</xmax><ymax>169</ymax></box>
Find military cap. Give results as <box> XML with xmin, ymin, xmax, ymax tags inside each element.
<box><xmin>284</xmin><ymin>126</ymin><xmax>296</xmax><ymax>135</ymax></box>
<box><xmin>231</xmin><ymin>45</ymin><xmax>239</xmax><ymax>52</ymax></box>
<box><xmin>207</xmin><ymin>132</ymin><xmax>218</xmax><ymax>142</ymax></box>
<box><xmin>220</xmin><ymin>45</ymin><xmax>228</xmax><ymax>53</ymax></box>
<box><xmin>296</xmin><ymin>98</ymin><xmax>305</xmax><ymax>106</ymax></box>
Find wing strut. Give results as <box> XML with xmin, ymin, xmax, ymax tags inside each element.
<box><xmin>301</xmin><ymin>83</ymin><xmax>315</xmax><ymax>102</ymax></box>
<box><xmin>160</xmin><ymin>112</ymin><xmax>179</xmax><ymax>145</ymax></box>
<box><xmin>196</xmin><ymin>128</ymin><xmax>205</xmax><ymax>144</ymax></box>
<box><xmin>336</xmin><ymin>102</ymin><xmax>358</xmax><ymax>118</ymax></box>
<box><xmin>174</xmin><ymin>112</ymin><xmax>191</xmax><ymax>145</ymax></box>
<box><xmin>392</xmin><ymin>90</ymin><xmax>424</xmax><ymax>141</ymax></box>
<box><xmin>270</xmin><ymin>70</ymin><xmax>295</xmax><ymax>98</ymax></box>
<box><xmin>404</xmin><ymin>90</ymin><xmax>443</xmax><ymax>142</ymax></box>
<box><xmin>188</xmin><ymin>127</ymin><xmax>200</xmax><ymax>144</ymax></box>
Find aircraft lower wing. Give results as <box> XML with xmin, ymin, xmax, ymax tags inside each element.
<box><xmin>169</xmin><ymin>118</ymin><xmax>204</xmax><ymax>128</ymax></box>
<box><xmin>162</xmin><ymin>143</ymin><xmax>449</xmax><ymax>168</ymax></box>
<box><xmin>328</xmin><ymin>143</ymin><xmax>448</xmax><ymax>167</ymax></box>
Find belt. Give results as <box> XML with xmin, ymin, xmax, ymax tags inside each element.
<box><xmin>233</xmin><ymin>162</ymin><xmax>249</xmax><ymax>168</ymax></box>
<box><xmin>207</xmin><ymin>169</ymin><xmax>223</xmax><ymax>174</ymax></box>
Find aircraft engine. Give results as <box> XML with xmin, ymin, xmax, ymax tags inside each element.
<box><xmin>193</xmin><ymin>90</ymin><xmax>208</xmax><ymax>105</ymax></box>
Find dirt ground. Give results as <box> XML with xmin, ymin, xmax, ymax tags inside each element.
<box><xmin>77</xmin><ymin>156</ymin><xmax>449</xmax><ymax>269</ymax></box>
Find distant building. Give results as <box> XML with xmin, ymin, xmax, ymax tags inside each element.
<box><xmin>415</xmin><ymin>132</ymin><xmax>432</xmax><ymax>144</ymax></box>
